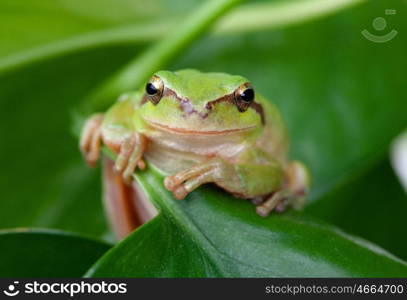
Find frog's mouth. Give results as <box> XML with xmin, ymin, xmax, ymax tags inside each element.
<box><xmin>145</xmin><ymin>119</ymin><xmax>255</xmax><ymax>135</ymax></box>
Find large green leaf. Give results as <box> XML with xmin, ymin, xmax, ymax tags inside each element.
<box><xmin>86</xmin><ymin>166</ymin><xmax>407</xmax><ymax>277</ymax></box>
<box><xmin>0</xmin><ymin>229</ymin><xmax>110</xmax><ymax>277</ymax></box>
<box><xmin>307</xmin><ymin>160</ymin><xmax>407</xmax><ymax>261</ymax></box>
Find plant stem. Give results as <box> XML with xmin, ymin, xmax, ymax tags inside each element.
<box><xmin>87</xmin><ymin>0</ymin><xmax>244</xmax><ymax>110</ymax></box>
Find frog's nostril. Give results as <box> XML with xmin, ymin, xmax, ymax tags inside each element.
<box><xmin>180</xmin><ymin>100</ymin><xmax>196</xmax><ymax>114</ymax></box>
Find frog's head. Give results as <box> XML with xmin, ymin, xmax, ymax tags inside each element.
<box><xmin>138</xmin><ymin>69</ymin><xmax>264</xmax><ymax>135</ymax></box>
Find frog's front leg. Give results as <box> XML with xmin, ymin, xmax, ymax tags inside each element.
<box><xmin>164</xmin><ymin>150</ymin><xmax>285</xmax><ymax>204</ymax></box>
<box><xmin>80</xmin><ymin>113</ymin><xmax>104</xmax><ymax>167</ymax></box>
<box><xmin>164</xmin><ymin>149</ymin><xmax>309</xmax><ymax>217</ymax></box>
<box><xmin>115</xmin><ymin>132</ymin><xmax>147</xmax><ymax>184</ymax></box>
<box><xmin>164</xmin><ymin>158</ymin><xmax>241</xmax><ymax>200</ymax></box>
<box><xmin>80</xmin><ymin>110</ymin><xmax>147</xmax><ymax>184</ymax></box>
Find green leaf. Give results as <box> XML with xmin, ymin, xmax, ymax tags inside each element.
<box><xmin>0</xmin><ymin>229</ymin><xmax>110</xmax><ymax>277</ymax></box>
<box><xmin>86</xmin><ymin>167</ymin><xmax>407</xmax><ymax>277</ymax></box>
<box><xmin>306</xmin><ymin>159</ymin><xmax>407</xmax><ymax>261</ymax></box>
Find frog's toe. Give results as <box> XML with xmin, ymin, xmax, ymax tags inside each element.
<box><xmin>163</xmin><ymin>175</ymin><xmax>188</xmax><ymax>199</ymax></box>
<box><xmin>85</xmin><ymin>151</ymin><xmax>100</xmax><ymax>168</ymax></box>
<box><xmin>120</xmin><ymin>158</ymin><xmax>145</xmax><ymax>185</ymax></box>
<box><xmin>166</xmin><ymin>170</ymin><xmax>216</xmax><ymax>200</ymax></box>
<box><xmin>256</xmin><ymin>199</ymin><xmax>287</xmax><ymax>216</ymax></box>
<box><xmin>256</xmin><ymin>190</ymin><xmax>290</xmax><ymax>217</ymax></box>
<box><xmin>137</xmin><ymin>160</ymin><xmax>146</xmax><ymax>170</ymax></box>
<box><xmin>114</xmin><ymin>133</ymin><xmax>146</xmax><ymax>184</ymax></box>
<box><xmin>173</xmin><ymin>185</ymin><xmax>188</xmax><ymax>200</ymax></box>
<box><xmin>164</xmin><ymin>176</ymin><xmax>177</xmax><ymax>191</ymax></box>
<box><xmin>80</xmin><ymin>113</ymin><xmax>104</xmax><ymax>167</ymax></box>
<box><xmin>122</xmin><ymin>168</ymin><xmax>134</xmax><ymax>185</ymax></box>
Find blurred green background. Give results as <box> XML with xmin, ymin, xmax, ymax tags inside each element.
<box><xmin>0</xmin><ymin>0</ymin><xmax>406</xmax><ymax>277</ymax></box>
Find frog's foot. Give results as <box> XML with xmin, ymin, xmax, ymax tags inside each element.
<box><xmin>114</xmin><ymin>133</ymin><xmax>147</xmax><ymax>184</ymax></box>
<box><xmin>256</xmin><ymin>161</ymin><xmax>310</xmax><ymax>217</ymax></box>
<box><xmin>164</xmin><ymin>159</ymin><xmax>237</xmax><ymax>200</ymax></box>
<box><xmin>80</xmin><ymin>113</ymin><xmax>104</xmax><ymax>167</ymax></box>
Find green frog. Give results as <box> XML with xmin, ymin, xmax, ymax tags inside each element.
<box><xmin>80</xmin><ymin>69</ymin><xmax>310</xmax><ymax>237</ymax></box>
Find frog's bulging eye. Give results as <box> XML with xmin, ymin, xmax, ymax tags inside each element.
<box><xmin>234</xmin><ymin>83</ymin><xmax>255</xmax><ymax>112</ymax></box>
<box><xmin>145</xmin><ymin>75</ymin><xmax>164</xmax><ymax>105</ymax></box>
<box><xmin>146</xmin><ymin>83</ymin><xmax>158</xmax><ymax>95</ymax></box>
<box><xmin>240</xmin><ymin>88</ymin><xmax>254</xmax><ymax>102</ymax></box>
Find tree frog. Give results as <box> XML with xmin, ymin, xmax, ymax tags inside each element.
<box><xmin>80</xmin><ymin>69</ymin><xmax>310</xmax><ymax>238</ymax></box>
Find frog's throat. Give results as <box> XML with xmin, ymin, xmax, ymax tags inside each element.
<box><xmin>140</xmin><ymin>86</ymin><xmax>265</xmax><ymax>125</ymax></box>
<box><xmin>144</xmin><ymin>119</ymin><xmax>256</xmax><ymax>135</ymax></box>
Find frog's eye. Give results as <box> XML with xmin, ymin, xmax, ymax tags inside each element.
<box><xmin>234</xmin><ymin>83</ymin><xmax>255</xmax><ymax>112</ymax></box>
<box><xmin>145</xmin><ymin>75</ymin><xmax>164</xmax><ymax>105</ymax></box>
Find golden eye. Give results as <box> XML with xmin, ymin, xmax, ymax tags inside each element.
<box><xmin>145</xmin><ymin>75</ymin><xmax>164</xmax><ymax>105</ymax></box>
<box><xmin>234</xmin><ymin>83</ymin><xmax>255</xmax><ymax>112</ymax></box>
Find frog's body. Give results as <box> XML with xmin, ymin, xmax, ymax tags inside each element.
<box><xmin>80</xmin><ymin>69</ymin><xmax>310</xmax><ymax>238</ymax></box>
